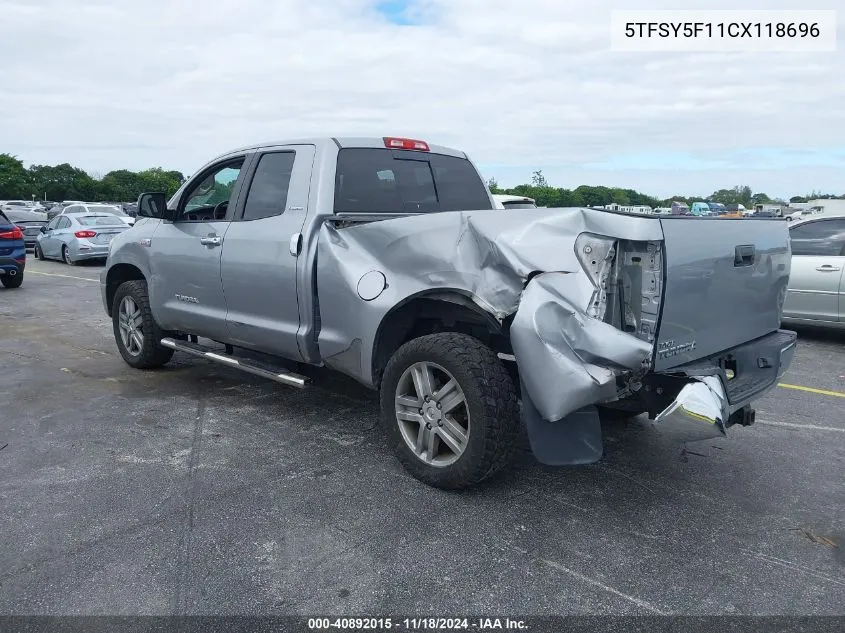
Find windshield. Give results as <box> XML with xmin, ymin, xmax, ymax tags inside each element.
<box><xmin>502</xmin><ymin>202</ymin><xmax>538</xmax><ymax>209</ymax></box>
<box><xmin>6</xmin><ymin>211</ymin><xmax>47</xmax><ymax>222</ymax></box>
<box><xmin>76</xmin><ymin>215</ymin><xmax>126</xmax><ymax>226</ymax></box>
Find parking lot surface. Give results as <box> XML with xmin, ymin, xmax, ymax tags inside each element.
<box><xmin>1</xmin><ymin>258</ymin><xmax>843</xmax><ymax>615</ymax></box>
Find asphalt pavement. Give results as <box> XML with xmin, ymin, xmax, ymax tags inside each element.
<box><xmin>1</xmin><ymin>258</ymin><xmax>843</xmax><ymax>615</ymax></box>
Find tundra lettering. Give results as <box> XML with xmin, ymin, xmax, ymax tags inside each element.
<box><xmin>101</xmin><ymin>136</ymin><xmax>797</xmax><ymax>489</ymax></box>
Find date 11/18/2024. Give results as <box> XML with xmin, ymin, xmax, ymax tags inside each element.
<box><xmin>307</xmin><ymin>617</ymin><xmax>528</xmax><ymax>630</ymax></box>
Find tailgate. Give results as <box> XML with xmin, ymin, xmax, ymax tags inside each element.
<box><xmin>654</xmin><ymin>218</ymin><xmax>791</xmax><ymax>371</ymax></box>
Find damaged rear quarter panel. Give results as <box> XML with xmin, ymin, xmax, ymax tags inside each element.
<box><xmin>316</xmin><ymin>208</ymin><xmax>664</xmax><ymax>407</ymax></box>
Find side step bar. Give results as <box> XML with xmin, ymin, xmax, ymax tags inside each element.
<box><xmin>160</xmin><ymin>337</ymin><xmax>309</xmax><ymax>389</ymax></box>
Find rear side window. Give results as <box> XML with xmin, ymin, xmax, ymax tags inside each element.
<box><xmin>789</xmin><ymin>219</ymin><xmax>845</xmax><ymax>256</ymax></box>
<box><xmin>242</xmin><ymin>152</ymin><xmax>296</xmax><ymax>221</ymax></box>
<box><xmin>333</xmin><ymin>148</ymin><xmax>492</xmax><ymax>214</ymax></box>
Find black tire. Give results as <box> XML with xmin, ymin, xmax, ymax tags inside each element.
<box><xmin>379</xmin><ymin>332</ymin><xmax>519</xmax><ymax>490</ymax></box>
<box><xmin>62</xmin><ymin>245</ymin><xmax>76</xmax><ymax>266</ymax></box>
<box><xmin>1</xmin><ymin>271</ymin><xmax>23</xmax><ymax>289</ymax></box>
<box><xmin>112</xmin><ymin>279</ymin><xmax>174</xmax><ymax>369</ymax></box>
<box><xmin>33</xmin><ymin>244</ymin><xmax>43</xmax><ymax>260</ymax></box>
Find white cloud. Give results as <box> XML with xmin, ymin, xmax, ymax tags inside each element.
<box><xmin>1</xmin><ymin>0</ymin><xmax>843</xmax><ymax>197</ymax></box>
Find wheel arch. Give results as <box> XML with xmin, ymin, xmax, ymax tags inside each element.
<box><xmin>370</xmin><ymin>289</ymin><xmax>512</xmax><ymax>389</ymax></box>
<box><xmin>105</xmin><ymin>263</ymin><xmax>146</xmax><ymax>317</ymax></box>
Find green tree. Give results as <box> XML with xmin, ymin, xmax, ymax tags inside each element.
<box><xmin>0</xmin><ymin>154</ymin><xmax>30</xmax><ymax>199</ymax></box>
<box><xmin>487</xmin><ymin>177</ymin><xmax>500</xmax><ymax>194</ymax></box>
<box><xmin>611</xmin><ymin>189</ymin><xmax>630</xmax><ymax>206</ymax></box>
<box><xmin>531</xmin><ymin>170</ymin><xmax>547</xmax><ymax>187</ymax></box>
<box><xmin>137</xmin><ymin>167</ymin><xmax>185</xmax><ymax>197</ymax></box>
<box><xmin>28</xmin><ymin>163</ymin><xmax>98</xmax><ymax>201</ymax></box>
<box><xmin>789</xmin><ymin>195</ymin><xmax>806</xmax><ymax>203</ymax></box>
<box><xmin>98</xmin><ymin>169</ymin><xmax>143</xmax><ymax>201</ymax></box>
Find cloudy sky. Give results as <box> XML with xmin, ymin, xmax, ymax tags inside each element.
<box><xmin>1</xmin><ymin>0</ymin><xmax>843</xmax><ymax>198</ymax></box>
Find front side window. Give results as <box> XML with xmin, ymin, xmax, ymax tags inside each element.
<box><xmin>181</xmin><ymin>159</ymin><xmax>245</xmax><ymax>218</ymax></box>
<box><xmin>789</xmin><ymin>219</ymin><xmax>845</xmax><ymax>256</ymax></box>
<box><xmin>57</xmin><ymin>217</ymin><xmax>71</xmax><ymax>229</ymax></box>
<box><xmin>241</xmin><ymin>152</ymin><xmax>296</xmax><ymax>221</ymax></box>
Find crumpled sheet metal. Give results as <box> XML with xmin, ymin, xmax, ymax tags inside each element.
<box><xmin>316</xmin><ymin>207</ymin><xmax>662</xmax><ymax>393</ymax></box>
<box><xmin>510</xmin><ymin>272</ymin><xmax>654</xmax><ymax>422</ymax></box>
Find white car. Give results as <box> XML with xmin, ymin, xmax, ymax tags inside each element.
<box><xmin>492</xmin><ymin>194</ymin><xmax>537</xmax><ymax>209</ymax></box>
<box><xmin>57</xmin><ymin>203</ymin><xmax>135</xmax><ymax>225</ymax></box>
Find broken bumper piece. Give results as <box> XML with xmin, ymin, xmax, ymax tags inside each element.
<box><xmin>652</xmin><ymin>375</ymin><xmax>729</xmax><ymax>443</ymax></box>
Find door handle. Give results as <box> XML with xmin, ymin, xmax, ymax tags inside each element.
<box><xmin>815</xmin><ymin>265</ymin><xmax>841</xmax><ymax>272</ymax></box>
<box><xmin>199</xmin><ymin>236</ymin><xmax>222</xmax><ymax>247</ymax></box>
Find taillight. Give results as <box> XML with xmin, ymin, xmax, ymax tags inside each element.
<box><xmin>384</xmin><ymin>137</ymin><xmax>430</xmax><ymax>151</ymax></box>
<box><xmin>0</xmin><ymin>227</ymin><xmax>24</xmax><ymax>239</ymax></box>
<box><xmin>74</xmin><ymin>230</ymin><xmax>97</xmax><ymax>238</ymax></box>
<box><xmin>575</xmin><ymin>233</ymin><xmax>617</xmax><ymax>319</ymax></box>
<box><xmin>575</xmin><ymin>232</ymin><xmax>664</xmax><ymax>344</ymax></box>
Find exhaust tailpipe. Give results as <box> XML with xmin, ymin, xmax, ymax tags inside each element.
<box><xmin>8</xmin><ymin>269</ymin><xmax>17</xmax><ymax>276</ymax></box>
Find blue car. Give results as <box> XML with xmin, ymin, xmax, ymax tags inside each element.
<box><xmin>0</xmin><ymin>210</ymin><xmax>26</xmax><ymax>288</ymax></box>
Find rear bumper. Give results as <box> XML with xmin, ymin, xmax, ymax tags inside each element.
<box><xmin>647</xmin><ymin>329</ymin><xmax>797</xmax><ymax>441</ymax></box>
<box><xmin>70</xmin><ymin>242</ymin><xmax>110</xmax><ymax>260</ymax></box>
<box><xmin>0</xmin><ymin>255</ymin><xmax>25</xmax><ymax>275</ymax></box>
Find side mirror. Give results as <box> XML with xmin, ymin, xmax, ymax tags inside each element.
<box><xmin>137</xmin><ymin>192</ymin><xmax>169</xmax><ymax>219</ymax></box>
<box><xmin>40</xmin><ymin>226</ymin><xmax>47</xmax><ymax>233</ymax></box>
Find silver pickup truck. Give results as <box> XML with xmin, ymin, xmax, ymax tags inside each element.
<box><xmin>101</xmin><ymin>136</ymin><xmax>797</xmax><ymax>489</ymax></box>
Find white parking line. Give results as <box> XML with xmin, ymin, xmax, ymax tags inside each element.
<box><xmin>757</xmin><ymin>420</ymin><xmax>845</xmax><ymax>433</ymax></box>
<box><xmin>541</xmin><ymin>558</ymin><xmax>669</xmax><ymax>614</ymax></box>
<box><xmin>27</xmin><ymin>270</ymin><xmax>99</xmax><ymax>283</ymax></box>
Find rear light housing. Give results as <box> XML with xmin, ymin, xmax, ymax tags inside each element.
<box><xmin>74</xmin><ymin>230</ymin><xmax>97</xmax><ymax>238</ymax></box>
<box><xmin>384</xmin><ymin>137</ymin><xmax>430</xmax><ymax>151</ymax></box>
<box><xmin>0</xmin><ymin>227</ymin><xmax>24</xmax><ymax>240</ymax></box>
<box><xmin>575</xmin><ymin>232</ymin><xmax>663</xmax><ymax>344</ymax></box>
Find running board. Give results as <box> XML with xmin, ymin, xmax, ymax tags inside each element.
<box><xmin>160</xmin><ymin>338</ymin><xmax>309</xmax><ymax>389</ymax></box>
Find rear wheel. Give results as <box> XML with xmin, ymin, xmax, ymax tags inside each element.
<box><xmin>112</xmin><ymin>279</ymin><xmax>174</xmax><ymax>369</ymax></box>
<box><xmin>62</xmin><ymin>245</ymin><xmax>76</xmax><ymax>266</ymax></box>
<box><xmin>379</xmin><ymin>332</ymin><xmax>519</xmax><ymax>490</ymax></box>
<box><xmin>1</xmin><ymin>271</ymin><xmax>23</xmax><ymax>288</ymax></box>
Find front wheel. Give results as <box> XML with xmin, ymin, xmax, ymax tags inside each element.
<box><xmin>34</xmin><ymin>244</ymin><xmax>43</xmax><ymax>260</ymax></box>
<box><xmin>112</xmin><ymin>279</ymin><xmax>174</xmax><ymax>369</ymax></box>
<box><xmin>379</xmin><ymin>332</ymin><xmax>519</xmax><ymax>490</ymax></box>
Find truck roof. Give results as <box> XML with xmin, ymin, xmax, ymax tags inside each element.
<box><xmin>209</xmin><ymin>137</ymin><xmax>469</xmax><ymax>164</ymax></box>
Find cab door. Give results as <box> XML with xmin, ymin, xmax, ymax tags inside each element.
<box><xmin>784</xmin><ymin>218</ymin><xmax>845</xmax><ymax>323</ymax></box>
<box><xmin>149</xmin><ymin>154</ymin><xmax>252</xmax><ymax>340</ymax></box>
<box><xmin>220</xmin><ymin>145</ymin><xmax>316</xmax><ymax>360</ymax></box>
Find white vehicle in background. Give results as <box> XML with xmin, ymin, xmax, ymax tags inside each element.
<box><xmin>55</xmin><ymin>203</ymin><xmax>135</xmax><ymax>226</ymax></box>
<box><xmin>492</xmin><ymin>194</ymin><xmax>537</xmax><ymax>209</ymax></box>
<box><xmin>1</xmin><ymin>200</ymin><xmax>31</xmax><ymax>213</ymax></box>
<box><xmin>653</xmin><ymin>207</ymin><xmax>673</xmax><ymax>215</ymax></box>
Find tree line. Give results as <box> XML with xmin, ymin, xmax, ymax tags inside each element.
<box><xmin>488</xmin><ymin>171</ymin><xmax>844</xmax><ymax>208</ymax></box>
<box><xmin>3</xmin><ymin>153</ymin><xmax>842</xmax><ymax>207</ymax></box>
<box><xmin>0</xmin><ymin>153</ymin><xmax>185</xmax><ymax>202</ymax></box>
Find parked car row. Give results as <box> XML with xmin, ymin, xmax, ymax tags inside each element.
<box><xmin>33</xmin><ymin>212</ymin><xmax>131</xmax><ymax>265</ymax></box>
